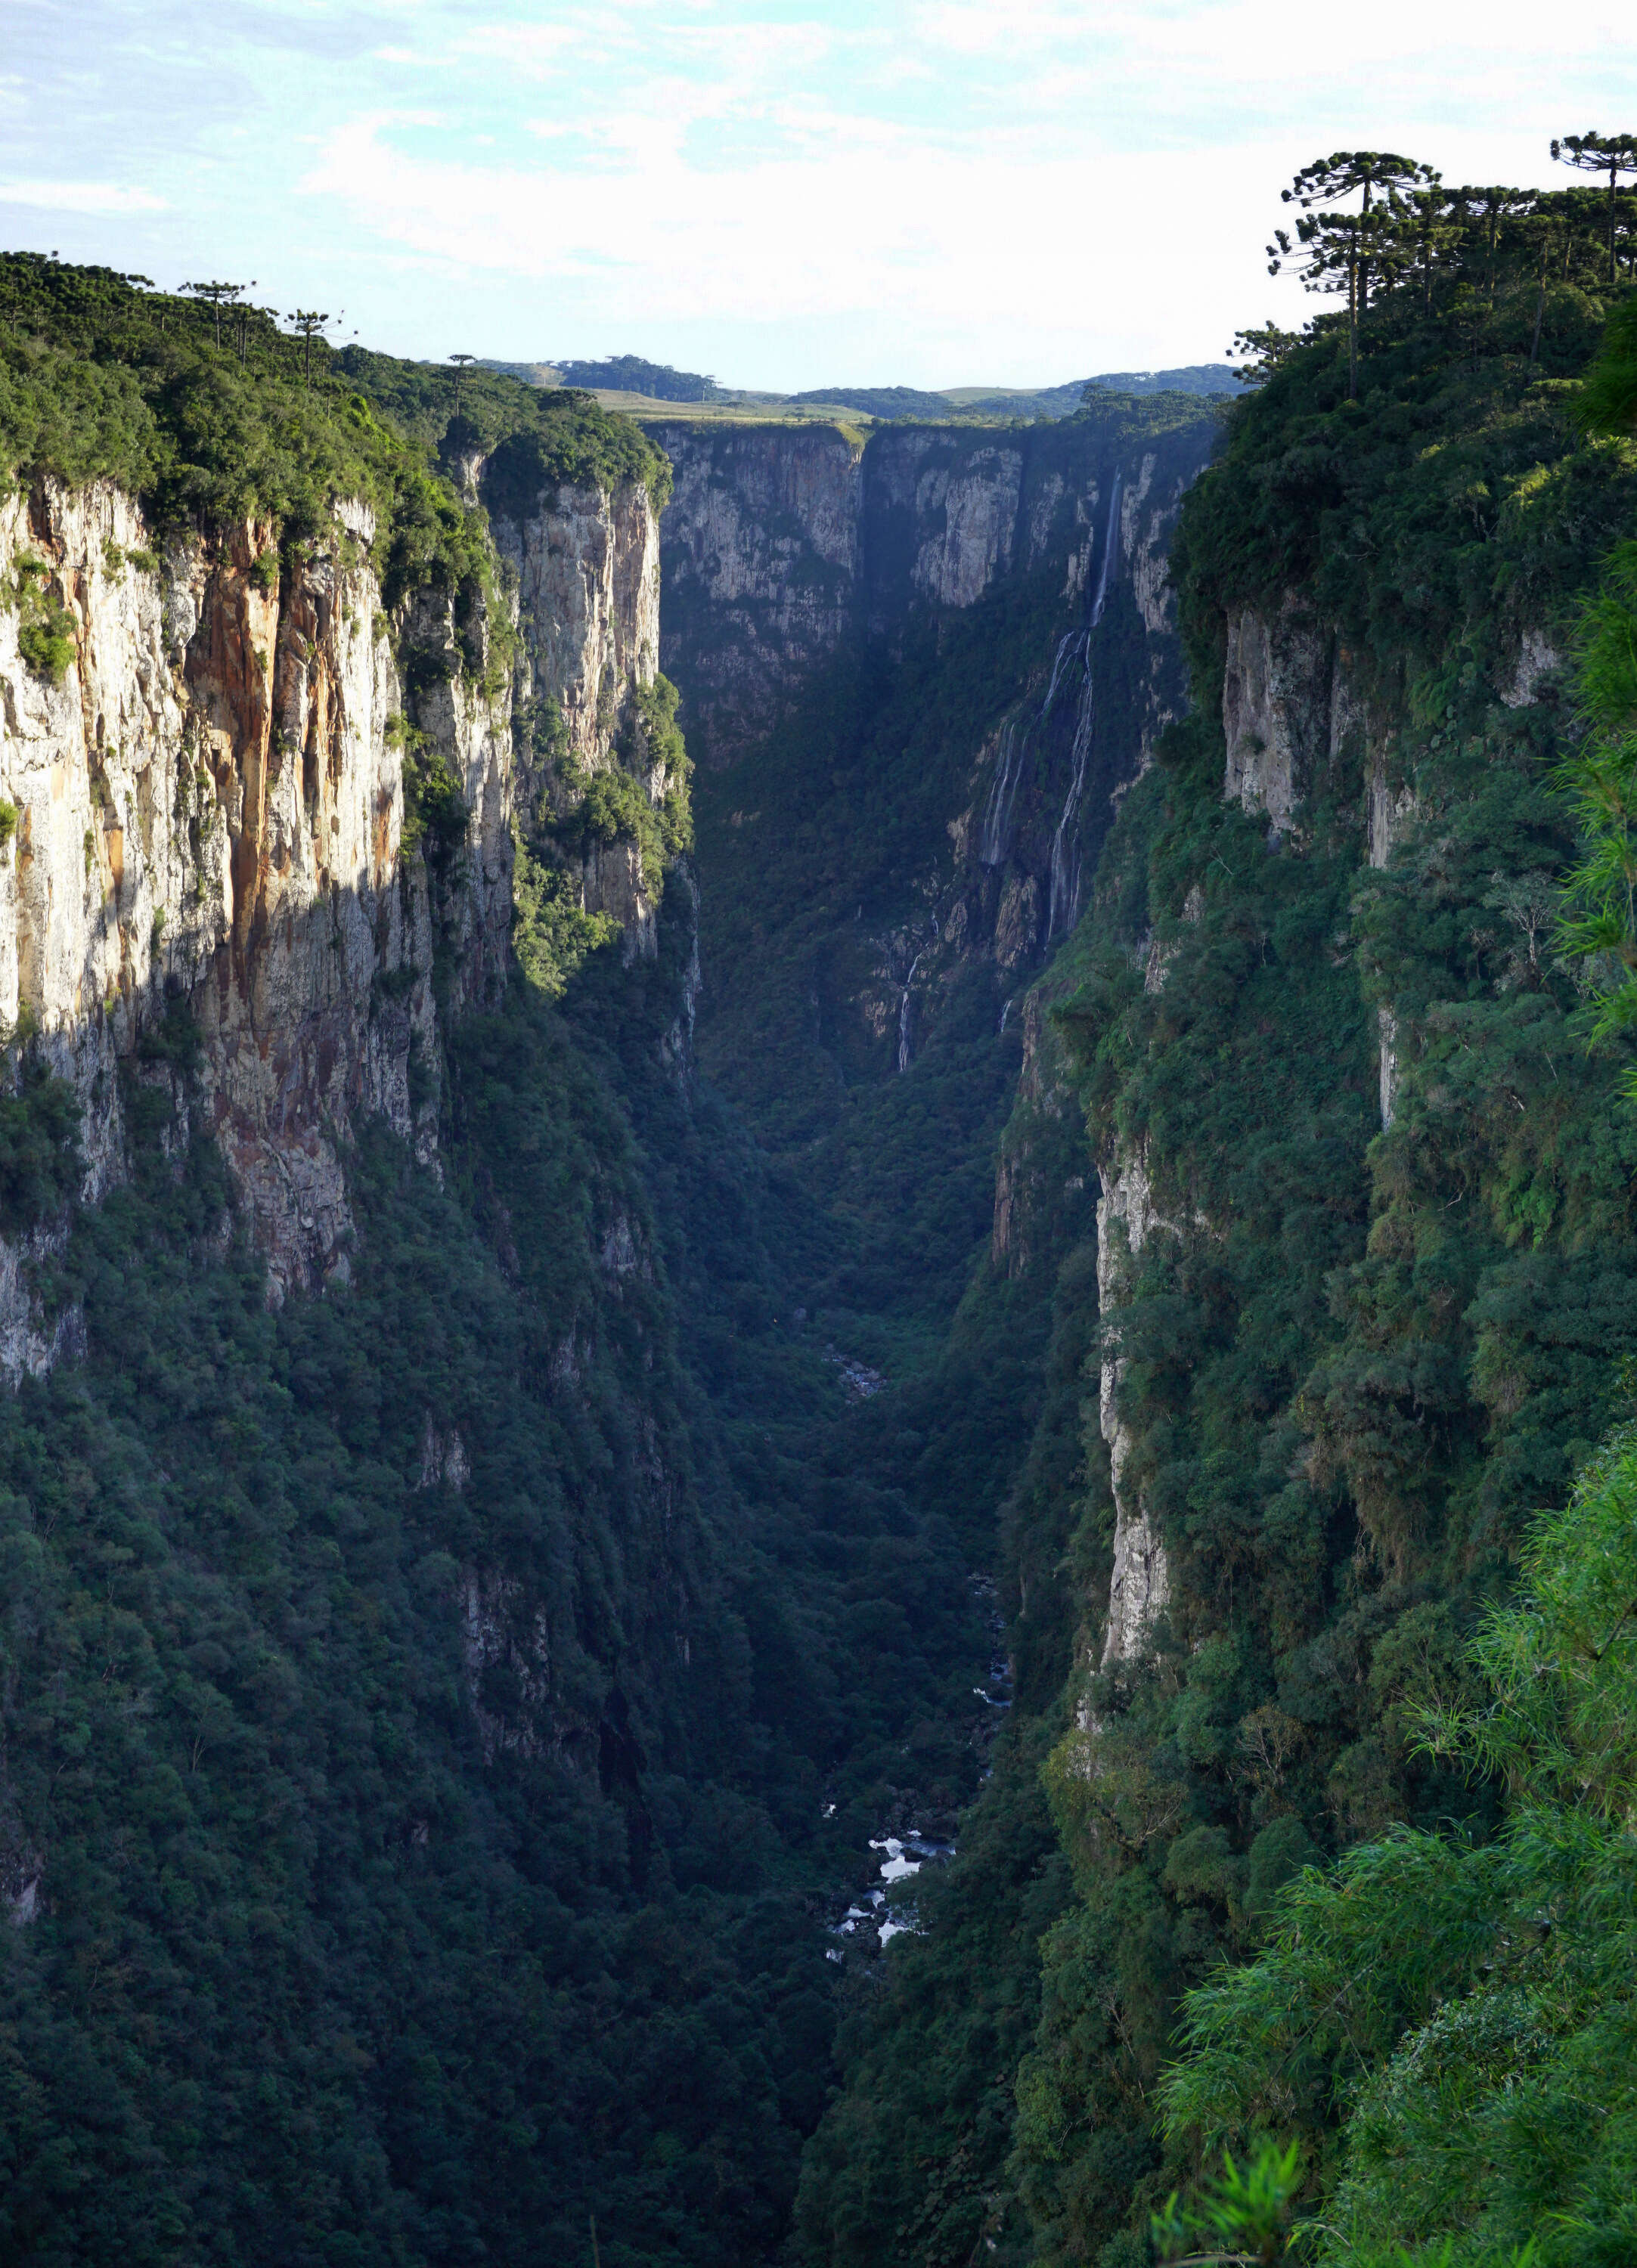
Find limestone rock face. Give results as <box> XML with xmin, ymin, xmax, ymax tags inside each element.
<box><xmin>0</xmin><ymin>452</ymin><xmax>677</xmax><ymax>1370</ymax></box>
<box><xmin>1366</xmin><ymin>745</ymin><xmax>1418</xmax><ymax>1129</ymax></box>
<box><xmin>1499</xmin><ymin>625</ymin><xmax>1561</xmax><ymax>710</ymax></box>
<box><xmin>1221</xmin><ymin>600</ymin><xmax>1336</xmax><ymax>833</ymax></box>
<box><xmin>0</xmin><ymin>476</ymin><xmax>520</xmax><ymax>1346</ymax></box>
<box><xmin>640</xmin><ymin>424</ymin><xmax>861</xmax><ymax>766</ymax></box>
<box><xmin>484</xmin><ymin>474</ymin><xmax>660</xmax><ymax>773</ymax></box>
<box><xmin>869</xmin><ymin>432</ymin><xmax>1027</xmax><ymax>609</ymax></box>
<box><xmin>648</xmin><ymin>410</ymin><xmax>1219</xmax><ymax>784</ymax></box>
<box><xmin>485</xmin><ymin>468</ymin><xmax>669</xmax><ymax>962</ymax></box>
<box><xmin>1095</xmin><ymin>1141</ymin><xmax>1173</xmax><ymax>1667</ymax></box>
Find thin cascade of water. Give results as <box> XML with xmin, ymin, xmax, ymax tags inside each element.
<box><xmin>1047</xmin><ymin>678</ymin><xmax>1096</xmax><ymax>936</ymax></box>
<box><xmin>1040</xmin><ymin>627</ymin><xmax>1084</xmax><ymax>717</ymax></box>
<box><xmin>978</xmin><ymin>722</ymin><xmax>1020</xmax><ymax>866</ymax></box>
<box><xmin>1088</xmin><ymin>472</ymin><xmax>1122</xmax><ymax>631</ymax></box>
<box><xmin>896</xmin><ymin>951</ymin><xmax>923</xmax><ymax>1074</ymax></box>
<box><xmin>1047</xmin><ymin>474</ymin><xmax>1122</xmax><ymax>938</ymax></box>
<box><xmin>981</xmin><ymin>625</ymin><xmax>1086</xmax><ymax>869</ymax></box>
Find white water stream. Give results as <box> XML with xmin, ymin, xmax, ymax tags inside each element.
<box><xmin>896</xmin><ymin>950</ymin><xmax>924</xmax><ymax>1074</ymax></box>
<box><xmin>1047</xmin><ymin>474</ymin><xmax>1122</xmax><ymax>938</ymax></box>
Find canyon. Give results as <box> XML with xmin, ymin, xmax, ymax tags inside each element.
<box><xmin>2</xmin><ymin>248</ymin><xmax>1631</xmax><ymax>2268</ymax></box>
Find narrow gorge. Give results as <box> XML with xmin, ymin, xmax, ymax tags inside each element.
<box><xmin>2</xmin><ymin>229</ymin><xmax>1636</xmax><ymax>2268</ymax></box>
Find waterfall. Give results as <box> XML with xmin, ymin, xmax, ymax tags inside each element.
<box><xmin>897</xmin><ymin>951</ymin><xmax>923</xmax><ymax>1074</ymax></box>
<box><xmin>978</xmin><ymin>722</ymin><xmax>1021</xmax><ymax>867</ymax></box>
<box><xmin>1048</xmin><ymin>678</ymin><xmax>1096</xmax><ymax>937</ymax></box>
<box><xmin>1047</xmin><ymin>474</ymin><xmax>1121</xmax><ymax>939</ymax></box>
<box><xmin>981</xmin><ymin>625</ymin><xmax>1086</xmax><ymax>869</ymax></box>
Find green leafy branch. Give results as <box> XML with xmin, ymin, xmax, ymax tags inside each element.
<box><xmin>1152</xmin><ymin>2140</ymin><xmax>1307</xmax><ymax>2265</ymax></box>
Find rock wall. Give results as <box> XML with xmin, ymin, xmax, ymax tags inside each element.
<box><xmin>640</xmin><ymin>425</ymin><xmax>859</xmax><ymax>767</ymax></box>
<box><xmin>484</xmin><ymin>473</ymin><xmax>660</xmax><ymax>774</ymax></box>
<box><xmin>648</xmin><ymin>406</ymin><xmax>1220</xmax><ymax>774</ymax></box>
<box><xmin>0</xmin><ymin>457</ymin><xmax>666</xmax><ymax>1368</ymax></box>
<box><xmin>665</xmin><ymin>406</ymin><xmax>1220</xmax><ymax>1110</ymax></box>
<box><xmin>1222</xmin><ymin>603</ymin><xmax>1564</xmax><ymax>1129</ymax></box>
<box><xmin>1093</xmin><ymin>1141</ymin><xmax>1173</xmax><ymax>1667</ymax></box>
<box><xmin>1220</xmin><ymin>597</ymin><xmax>1346</xmax><ymax>836</ymax></box>
<box><xmin>485</xmin><ymin>467</ymin><xmax>669</xmax><ymax>959</ymax></box>
<box><xmin>0</xmin><ymin>479</ymin><xmax>488</xmax><ymax>1328</ymax></box>
<box><xmin>903</xmin><ymin>424</ymin><xmax>1212</xmax><ymax>1043</ymax></box>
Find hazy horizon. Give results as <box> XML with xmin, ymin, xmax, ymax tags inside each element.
<box><xmin>3</xmin><ymin>2</ymin><xmax>1634</xmax><ymax>391</ymax></box>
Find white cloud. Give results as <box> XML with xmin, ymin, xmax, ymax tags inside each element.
<box><xmin>0</xmin><ymin>179</ymin><xmax>169</xmax><ymax>214</ymax></box>
<box><xmin>301</xmin><ymin>111</ymin><xmax>1303</xmax><ymax>372</ymax></box>
<box><xmin>458</xmin><ymin>23</ymin><xmax>585</xmax><ymax>74</ymax></box>
<box><xmin>11</xmin><ymin>0</ymin><xmax>1637</xmax><ymax>382</ymax></box>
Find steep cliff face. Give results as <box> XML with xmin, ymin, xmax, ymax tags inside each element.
<box><xmin>484</xmin><ymin>466</ymin><xmax>671</xmax><ymax>958</ymax></box>
<box><xmin>1093</xmin><ymin>1142</ymin><xmax>1173</xmax><ymax>1668</ymax></box>
<box><xmin>650</xmin><ymin>409</ymin><xmax>1217</xmax><ymax>780</ymax></box>
<box><xmin>1219</xmin><ymin>596</ymin><xmax>1561</xmax><ymax>1132</ymax></box>
<box><xmin>641</xmin><ymin>424</ymin><xmax>859</xmax><ymax>768</ymax></box>
<box><xmin>483</xmin><ymin>472</ymin><xmax>659</xmax><ymax>774</ymax></box>
<box><xmin>894</xmin><ymin>417</ymin><xmax>1213</xmax><ymax>1042</ymax></box>
<box><xmin>0</xmin><ymin>479</ymin><xmax>498</xmax><ymax>1325</ymax></box>
<box><xmin>0</xmin><ymin>454</ymin><xmax>668</xmax><ymax>1357</ymax></box>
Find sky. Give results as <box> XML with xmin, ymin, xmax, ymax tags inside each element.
<box><xmin>3</xmin><ymin>0</ymin><xmax>1635</xmax><ymax>392</ymax></box>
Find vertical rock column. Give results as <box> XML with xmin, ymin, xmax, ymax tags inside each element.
<box><xmin>1094</xmin><ymin>1142</ymin><xmax>1172</xmax><ymax>1667</ymax></box>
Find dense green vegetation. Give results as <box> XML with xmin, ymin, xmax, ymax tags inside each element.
<box><xmin>0</xmin><ymin>256</ymin><xmax>668</xmax><ymax>575</ymax></box>
<box><xmin>793</xmin><ymin>148</ymin><xmax>1637</xmax><ymax>2268</ymax></box>
<box><xmin>0</xmin><ymin>251</ymin><xmax>987</xmax><ymax>2266</ymax></box>
<box><xmin>1160</xmin><ymin>1414</ymin><xmax>1637</xmax><ymax>2266</ymax></box>
<box><xmin>1017</xmin><ymin>186</ymin><xmax>1637</xmax><ymax>2268</ymax></box>
<box><xmin>7</xmin><ymin>126</ymin><xmax>1637</xmax><ymax>2262</ymax></box>
<box><xmin>547</xmin><ymin>357</ymin><xmax>725</xmax><ymax>405</ymax></box>
<box><xmin>786</xmin><ymin>386</ymin><xmax>957</xmax><ymax>420</ymax></box>
<box><xmin>0</xmin><ymin>902</ymin><xmax>1004</xmax><ymax>2264</ymax></box>
<box><xmin>1142</xmin><ymin>195</ymin><xmax>1637</xmax><ymax>2268</ymax></box>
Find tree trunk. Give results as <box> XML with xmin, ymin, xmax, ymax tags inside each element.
<box><xmin>1348</xmin><ymin>255</ymin><xmax>1359</xmax><ymax>399</ymax></box>
<box><xmin>1611</xmin><ymin>166</ymin><xmax>1619</xmax><ymax>287</ymax></box>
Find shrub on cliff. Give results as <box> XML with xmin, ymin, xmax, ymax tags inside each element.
<box><xmin>510</xmin><ymin>836</ymin><xmax>619</xmax><ymax>998</ymax></box>
<box><xmin>1160</xmin><ymin>1407</ymin><xmax>1637</xmax><ymax>2266</ymax></box>
<box><xmin>0</xmin><ymin>1055</ymin><xmax>82</xmax><ymax>1234</ymax></box>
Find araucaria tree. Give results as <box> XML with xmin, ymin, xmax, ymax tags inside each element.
<box><xmin>182</xmin><ymin>278</ymin><xmax>247</xmax><ymax>349</ymax></box>
<box><xmin>1270</xmin><ymin>151</ymin><xmax>1434</xmax><ymax>395</ymax></box>
<box><xmin>1552</xmin><ymin>129</ymin><xmax>1637</xmax><ymax>281</ymax></box>
<box><xmin>285</xmin><ymin>308</ymin><xmax>330</xmax><ymax>385</ymax></box>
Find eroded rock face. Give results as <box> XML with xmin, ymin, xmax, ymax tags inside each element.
<box><xmin>1095</xmin><ymin>1141</ymin><xmax>1173</xmax><ymax>1667</ymax></box>
<box><xmin>486</xmin><ymin>469</ymin><xmax>670</xmax><ymax>962</ymax></box>
<box><xmin>1499</xmin><ymin>625</ymin><xmax>1561</xmax><ymax>711</ymax></box>
<box><xmin>1221</xmin><ymin>600</ymin><xmax>1337</xmax><ymax>833</ymax></box>
<box><xmin>649</xmin><ymin>411</ymin><xmax>1220</xmax><ymax>786</ymax></box>
<box><xmin>640</xmin><ymin>426</ymin><xmax>860</xmax><ymax>766</ymax></box>
<box><xmin>485</xmin><ymin>475</ymin><xmax>659</xmax><ymax>773</ymax></box>
<box><xmin>882</xmin><ymin>434</ymin><xmax>1026</xmax><ymax>609</ymax></box>
<box><xmin>0</xmin><ymin>477</ymin><xmax>513</xmax><ymax>1335</ymax></box>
